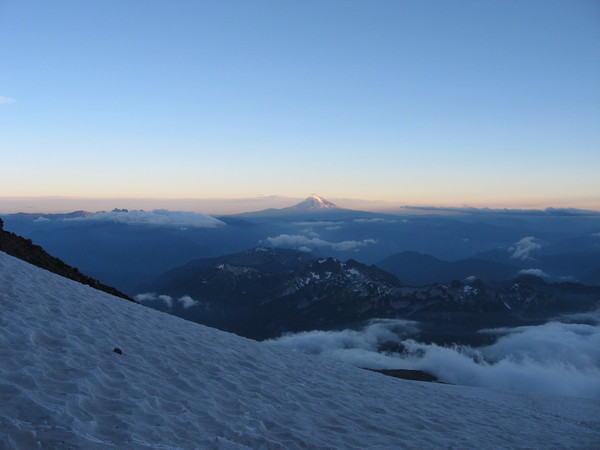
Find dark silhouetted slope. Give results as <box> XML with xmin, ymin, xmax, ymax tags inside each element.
<box><xmin>0</xmin><ymin>218</ymin><xmax>135</xmax><ymax>302</ymax></box>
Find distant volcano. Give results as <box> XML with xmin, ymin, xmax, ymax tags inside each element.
<box><xmin>233</xmin><ymin>195</ymin><xmax>346</xmax><ymax>217</ymax></box>
<box><xmin>286</xmin><ymin>195</ymin><xmax>338</xmax><ymax>211</ymax></box>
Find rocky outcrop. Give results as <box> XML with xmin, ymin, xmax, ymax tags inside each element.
<box><xmin>0</xmin><ymin>218</ymin><xmax>135</xmax><ymax>302</ymax></box>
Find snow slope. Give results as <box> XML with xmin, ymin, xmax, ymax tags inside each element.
<box><xmin>0</xmin><ymin>251</ymin><xmax>599</xmax><ymax>449</ymax></box>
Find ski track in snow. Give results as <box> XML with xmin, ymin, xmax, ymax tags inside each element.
<box><xmin>0</xmin><ymin>252</ymin><xmax>599</xmax><ymax>449</ymax></box>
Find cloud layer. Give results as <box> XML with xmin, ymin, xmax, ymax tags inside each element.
<box><xmin>263</xmin><ymin>234</ymin><xmax>377</xmax><ymax>252</ymax></box>
<box><xmin>68</xmin><ymin>209</ymin><xmax>224</xmax><ymax>228</ymax></box>
<box><xmin>136</xmin><ymin>292</ymin><xmax>199</xmax><ymax>309</ymax></box>
<box><xmin>267</xmin><ymin>312</ymin><xmax>600</xmax><ymax>399</ymax></box>
<box><xmin>353</xmin><ymin>218</ymin><xmax>403</xmax><ymax>224</ymax></box>
<box><xmin>266</xmin><ymin>319</ymin><xmax>420</xmax><ymax>368</ymax></box>
<box><xmin>518</xmin><ymin>268</ymin><xmax>549</xmax><ymax>278</ymax></box>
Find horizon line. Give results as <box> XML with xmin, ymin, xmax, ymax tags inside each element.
<box><xmin>0</xmin><ymin>195</ymin><xmax>598</xmax><ymax>215</ymax></box>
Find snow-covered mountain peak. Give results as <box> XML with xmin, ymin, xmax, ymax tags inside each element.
<box><xmin>290</xmin><ymin>195</ymin><xmax>338</xmax><ymax>210</ymax></box>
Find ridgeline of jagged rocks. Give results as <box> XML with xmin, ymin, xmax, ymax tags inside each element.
<box><xmin>138</xmin><ymin>246</ymin><xmax>600</xmax><ymax>341</ymax></box>
<box><xmin>0</xmin><ymin>218</ymin><xmax>135</xmax><ymax>303</ymax></box>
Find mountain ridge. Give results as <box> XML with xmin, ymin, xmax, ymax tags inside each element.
<box><xmin>0</xmin><ymin>218</ymin><xmax>135</xmax><ymax>302</ymax></box>
<box><xmin>138</xmin><ymin>246</ymin><xmax>600</xmax><ymax>341</ymax></box>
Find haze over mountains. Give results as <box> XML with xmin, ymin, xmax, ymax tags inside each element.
<box><xmin>3</xmin><ymin>196</ymin><xmax>599</xmax><ymax>294</ymax></box>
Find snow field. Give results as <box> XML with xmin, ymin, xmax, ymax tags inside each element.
<box><xmin>0</xmin><ymin>251</ymin><xmax>599</xmax><ymax>448</ymax></box>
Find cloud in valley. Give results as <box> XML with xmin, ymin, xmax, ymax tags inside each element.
<box><xmin>177</xmin><ymin>295</ymin><xmax>199</xmax><ymax>308</ymax></box>
<box><xmin>353</xmin><ymin>218</ymin><xmax>402</xmax><ymax>224</ymax></box>
<box><xmin>263</xmin><ymin>234</ymin><xmax>377</xmax><ymax>252</ymax></box>
<box><xmin>518</xmin><ymin>268</ymin><xmax>549</xmax><ymax>278</ymax></box>
<box><xmin>509</xmin><ymin>236</ymin><xmax>541</xmax><ymax>260</ymax></box>
<box><xmin>293</xmin><ymin>221</ymin><xmax>342</xmax><ymax>227</ymax></box>
<box><xmin>268</xmin><ymin>312</ymin><xmax>600</xmax><ymax>399</ymax></box>
<box><xmin>266</xmin><ymin>319</ymin><xmax>420</xmax><ymax>368</ymax></box>
<box><xmin>68</xmin><ymin>209</ymin><xmax>224</xmax><ymax>228</ymax></box>
<box><xmin>135</xmin><ymin>292</ymin><xmax>199</xmax><ymax>309</ymax></box>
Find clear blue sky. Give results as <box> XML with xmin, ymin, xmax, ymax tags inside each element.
<box><xmin>1</xmin><ymin>0</ymin><xmax>599</xmax><ymax>211</ymax></box>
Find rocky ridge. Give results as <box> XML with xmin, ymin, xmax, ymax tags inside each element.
<box><xmin>0</xmin><ymin>218</ymin><xmax>135</xmax><ymax>302</ymax></box>
<box><xmin>138</xmin><ymin>246</ymin><xmax>600</xmax><ymax>340</ymax></box>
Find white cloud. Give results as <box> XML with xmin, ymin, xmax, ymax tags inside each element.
<box><xmin>299</xmin><ymin>229</ymin><xmax>320</xmax><ymax>237</ymax></box>
<box><xmin>135</xmin><ymin>292</ymin><xmax>158</xmax><ymax>302</ymax></box>
<box><xmin>263</xmin><ymin>234</ymin><xmax>377</xmax><ymax>252</ymax></box>
<box><xmin>135</xmin><ymin>292</ymin><xmax>199</xmax><ymax>309</ymax></box>
<box><xmin>268</xmin><ymin>312</ymin><xmax>600</xmax><ymax>399</ymax></box>
<box><xmin>158</xmin><ymin>295</ymin><xmax>174</xmax><ymax>308</ymax></box>
<box><xmin>518</xmin><ymin>268</ymin><xmax>549</xmax><ymax>278</ymax></box>
<box><xmin>0</xmin><ymin>96</ymin><xmax>16</xmax><ymax>104</ymax></box>
<box><xmin>509</xmin><ymin>236</ymin><xmax>541</xmax><ymax>260</ymax></box>
<box><xmin>267</xmin><ymin>319</ymin><xmax>420</xmax><ymax>368</ymax></box>
<box><xmin>326</xmin><ymin>226</ymin><xmax>341</xmax><ymax>231</ymax></box>
<box><xmin>293</xmin><ymin>221</ymin><xmax>341</xmax><ymax>227</ymax></box>
<box><xmin>68</xmin><ymin>209</ymin><xmax>224</xmax><ymax>228</ymax></box>
<box><xmin>353</xmin><ymin>218</ymin><xmax>398</xmax><ymax>224</ymax></box>
<box><xmin>178</xmin><ymin>295</ymin><xmax>199</xmax><ymax>309</ymax></box>
<box><xmin>135</xmin><ymin>293</ymin><xmax>174</xmax><ymax>308</ymax></box>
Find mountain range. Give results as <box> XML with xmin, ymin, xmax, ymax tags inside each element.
<box><xmin>2</xmin><ymin>195</ymin><xmax>599</xmax><ymax>295</ymax></box>
<box><xmin>137</xmin><ymin>246</ymin><xmax>600</xmax><ymax>342</ymax></box>
<box><xmin>3</xmin><ymin>196</ymin><xmax>600</xmax><ymax>295</ymax></box>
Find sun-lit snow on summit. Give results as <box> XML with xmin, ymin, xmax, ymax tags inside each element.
<box><xmin>287</xmin><ymin>195</ymin><xmax>339</xmax><ymax>211</ymax></box>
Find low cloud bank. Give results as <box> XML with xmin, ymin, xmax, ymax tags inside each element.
<box><xmin>263</xmin><ymin>234</ymin><xmax>377</xmax><ymax>252</ymax></box>
<box><xmin>136</xmin><ymin>292</ymin><xmax>199</xmax><ymax>309</ymax></box>
<box><xmin>518</xmin><ymin>268</ymin><xmax>549</xmax><ymax>278</ymax></box>
<box><xmin>68</xmin><ymin>209</ymin><xmax>224</xmax><ymax>228</ymax></box>
<box><xmin>401</xmin><ymin>206</ymin><xmax>600</xmax><ymax>217</ymax></box>
<box><xmin>353</xmin><ymin>218</ymin><xmax>405</xmax><ymax>224</ymax></box>
<box><xmin>293</xmin><ymin>221</ymin><xmax>341</xmax><ymax>227</ymax></box>
<box><xmin>266</xmin><ymin>319</ymin><xmax>420</xmax><ymax>369</ymax></box>
<box><xmin>267</xmin><ymin>312</ymin><xmax>600</xmax><ymax>399</ymax></box>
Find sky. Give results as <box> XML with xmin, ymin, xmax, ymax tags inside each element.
<box><xmin>1</xmin><ymin>0</ymin><xmax>599</xmax><ymax>213</ymax></box>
